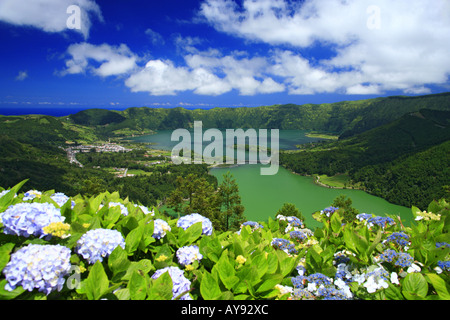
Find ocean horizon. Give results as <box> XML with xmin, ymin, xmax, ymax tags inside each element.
<box><xmin>0</xmin><ymin>105</ymin><xmax>221</xmax><ymax>117</ymax></box>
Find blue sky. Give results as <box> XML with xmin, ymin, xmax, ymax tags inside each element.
<box><xmin>1</xmin><ymin>0</ymin><xmax>449</xmax><ymax>112</ymax></box>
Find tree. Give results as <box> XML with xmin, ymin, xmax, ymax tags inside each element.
<box><xmin>166</xmin><ymin>174</ymin><xmax>221</xmax><ymax>228</ymax></box>
<box><xmin>217</xmin><ymin>172</ymin><xmax>245</xmax><ymax>231</ymax></box>
<box><xmin>276</xmin><ymin>203</ymin><xmax>304</xmax><ymax>221</ymax></box>
<box><xmin>332</xmin><ymin>195</ymin><xmax>359</xmax><ymax>223</ymax></box>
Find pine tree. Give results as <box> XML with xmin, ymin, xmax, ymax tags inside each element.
<box><xmin>217</xmin><ymin>172</ymin><xmax>245</xmax><ymax>231</ymax></box>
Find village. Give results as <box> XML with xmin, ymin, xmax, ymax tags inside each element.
<box><xmin>64</xmin><ymin>142</ymin><xmax>170</xmax><ymax>177</ymax></box>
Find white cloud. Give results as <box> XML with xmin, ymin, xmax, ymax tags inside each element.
<box><xmin>62</xmin><ymin>43</ymin><xmax>138</xmax><ymax>77</ymax></box>
<box><xmin>15</xmin><ymin>70</ymin><xmax>28</xmax><ymax>81</ymax></box>
<box><xmin>125</xmin><ymin>59</ymin><xmax>231</xmax><ymax>96</ymax></box>
<box><xmin>200</xmin><ymin>0</ymin><xmax>450</xmax><ymax>95</ymax></box>
<box><xmin>0</xmin><ymin>0</ymin><xmax>102</xmax><ymax>38</ymax></box>
<box><xmin>125</xmin><ymin>50</ymin><xmax>285</xmax><ymax>96</ymax></box>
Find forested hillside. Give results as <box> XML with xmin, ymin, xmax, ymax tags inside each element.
<box><xmin>281</xmin><ymin>109</ymin><xmax>450</xmax><ymax>209</ymax></box>
<box><xmin>69</xmin><ymin>92</ymin><xmax>450</xmax><ymax>138</ymax></box>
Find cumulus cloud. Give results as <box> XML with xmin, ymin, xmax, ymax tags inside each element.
<box><xmin>200</xmin><ymin>0</ymin><xmax>450</xmax><ymax>95</ymax></box>
<box><xmin>125</xmin><ymin>51</ymin><xmax>284</xmax><ymax>96</ymax></box>
<box><xmin>62</xmin><ymin>43</ymin><xmax>138</xmax><ymax>77</ymax></box>
<box><xmin>0</xmin><ymin>0</ymin><xmax>102</xmax><ymax>38</ymax></box>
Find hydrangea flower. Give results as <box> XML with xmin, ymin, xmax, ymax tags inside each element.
<box><xmin>333</xmin><ymin>251</ymin><xmax>351</xmax><ymax>265</ymax></box>
<box><xmin>151</xmin><ymin>267</ymin><xmax>192</xmax><ymax>300</ymax></box>
<box><xmin>366</xmin><ymin>216</ymin><xmax>395</xmax><ymax>229</ymax></box>
<box><xmin>415</xmin><ymin>210</ymin><xmax>441</xmax><ymax>221</ymax></box>
<box><xmin>363</xmin><ymin>268</ymin><xmax>389</xmax><ymax>293</ymax></box>
<box><xmin>320</xmin><ymin>206</ymin><xmax>339</xmax><ymax>217</ymax></box>
<box><xmin>76</xmin><ymin>228</ymin><xmax>125</xmax><ymax>264</ymax></box>
<box><xmin>152</xmin><ymin>219</ymin><xmax>171</xmax><ymax>239</ymax></box>
<box><xmin>271</xmin><ymin>238</ymin><xmax>298</xmax><ymax>255</ymax></box>
<box><xmin>437</xmin><ymin>261</ymin><xmax>450</xmax><ymax>272</ymax></box>
<box><xmin>379</xmin><ymin>249</ymin><xmax>414</xmax><ymax>268</ymax></box>
<box><xmin>108</xmin><ymin>202</ymin><xmax>128</xmax><ymax>216</ymax></box>
<box><xmin>291</xmin><ymin>272</ymin><xmax>351</xmax><ymax>300</ymax></box>
<box><xmin>177</xmin><ymin>213</ymin><xmax>213</xmax><ymax>236</ymax></box>
<box><xmin>436</xmin><ymin>242</ymin><xmax>450</xmax><ymax>249</ymax></box>
<box><xmin>241</xmin><ymin>221</ymin><xmax>264</xmax><ymax>230</ymax></box>
<box><xmin>22</xmin><ymin>190</ymin><xmax>42</xmax><ymax>201</ymax></box>
<box><xmin>395</xmin><ymin>252</ymin><xmax>414</xmax><ymax>268</ymax></box>
<box><xmin>42</xmin><ymin>221</ymin><xmax>71</xmax><ymax>239</ymax></box>
<box><xmin>356</xmin><ymin>213</ymin><xmax>373</xmax><ymax>222</ymax></box>
<box><xmin>1</xmin><ymin>202</ymin><xmax>64</xmax><ymax>238</ymax></box>
<box><xmin>385</xmin><ymin>232</ymin><xmax>410</xmax><ymax>247</ymax></box>
<box><xmin>50</xmin><ymin>192</ymin><xmax>75</xmax><ymax>208</ymax></box>
<box><xmin>379</xmin><ymin>249</ymin><xmax>398</xmax><ymax>263</ymax></box>
<box><xmin>290</xmin><ymin>230</ymin><xmax>307</xmax><ymax>242</ymax></box>
<box><xmin>176</xmin><ymin>245</ymin><xmax>202</xmax><ymax>266</ymax></box>
<box><xmin>3</xmin><ymin>244</ymin><xmax>71</xmax><ymax>295</ymax></box>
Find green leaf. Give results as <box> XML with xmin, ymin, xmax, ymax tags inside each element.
<box><xmin>216</xmin><ymin>251</ymin><xmax>239</xmax><ymax>290</ymax></box>
<box><xmin>108</xmin><ymin>246</ymin><xmax>131</xmax><ymax>276</ymax></box>
<box><xmin>200</xmin><ymin>271</ymin><xmax>221</xmax><ymax>300</ymax></box>
<box><xmin>343</xmin><ymin>226</ymin><xmax>357</xmax><ymax>253</ymax></box>
<box><xmin>84</xmin><ymin>261</ymin><xmax>110</xmax><ymax>300</ymax></box>
<box><xmin>148</xmin><ymin>271</ymin><xmax>174</xmax><ymax>300</ymax></box>
<box><xmin>0</xmin><ymin>179</ymin><xmax>28</xmax><ymax>211</ymax></box>
<box><xmin>256</xmin><ymin>274</ymin><xmax>283</xmax><ymax>294</ymax></box>
<box><xmin>178</xmin><ymin>221</ymin><xmax>202</xmax><ymax>247</ymax></box>
<box><xmin>125</xmin><ymin>225</ymin><xmax>144</xmax><ymax>255</ymax></box>
<box><xmin>402</xmin><ymin>273</ymin><xmax>428</xmax><ymax>299</ymax></box>
<box><xmin>0</xmin><ymin>279</ymin><xmax>25</xmax><ymax>300</ymax></box>
<box><xmin>88</xmin><ymin>193</ymin><xmax>105</xmax><ymax>215</ymax></box>
<box><xmin>385</xmin><ymin>283</ymin><xmax>404</xmax><ymax>300</ymax></box>
<box><xmin>331</xmin><ymin>212</ymin><xmax>343</xmax><ymax>233</ymax></box>
<box><xmin>425</xmin><ymin>273</ymin><xmax>450</xmax><ymax>300</ymax></box>
<box><xmin>128</xmin><ymin>271</ymin><xmax>147</xmax><ymax>300</ymax></box>
<box><xmin>0</xmin><ymin>243</ymin><xmax>15</xmax><ymax>271</ymax></box>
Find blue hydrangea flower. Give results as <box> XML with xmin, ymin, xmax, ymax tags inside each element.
<box><xmin>152</xmin><ymin>219</ymin><xmax>171</xmax><ymax>239</ymax></box>
<box><xmin>3</xmin><ymin>244</ymin><xmax>71</xmax><ymax>295</ymax></box>
<box><xmin>437</xmin><ymin>261</ymin><xmax>450</xmax><ymax>272</ymax></box>
<box><xmin>290</xmin><ymin>230</ymin><xmax>307</xmax><ymax>241</ymax></box>
<box><xmin>22</xmin><ymin>190</ymin><xmax>42</xmax><ymax>201</ymax></box>
<box><xmin>436</xmin><ymin>242</ymin><xmax>450</xmax><ymax>249</ymax></box>
<box><xmin>108</xmin><ymin>202</ymin><xmax>129</xmax><ymax>216</ymax></box>
<box><xmin>76</xmin><ymin>228</ymin><xmax>125</xmax><ymax>264</ymax></box>
<box><xmin>367</xmin><ymin>216</ymin><xmax>395</xmax><ymax>229</ymax></box>
<box><xmin>380</xmin><ymin>249</ymin><xmax>398</xmax><ymax>263</ymax></box>
<box><xmin>271</xmin><ymin>238</ymin><xmax>298</xmax><ymax>254</ymax></box>
<box><xmin>176</xmin><ymin>245</ymin><xmax>203</xmax><ymax>266</ymax></box>
<box><xmin>395</xmin><ymin>252</ymin><xmax>414</xmax><ymax>268</ymax></box>
<box><xmin>151</xmin><ymin>267</ymin><xmax>192</xmax><ymax>300</ymax></box>
<box><xmin>356</xmin><ymin>213</ymin><xmax>373</xmax><ymax>221</ymax></box>
<box><xmin>385</xmin><ymin>232</ymin><xmax>410</xmax><ymax>247</ymax></box>
<box><xmin>177</xmin><ymin>213</ymin><xmax>213</xmax><ymax>236</ymax></box>
<box><xmin>50</xmin><ymin>192</ymin><xmax>75</xmax><ymax>208</ymax></box>
<box><xmin>1</xmin><ymin>202</ymin><xmax>64</xmax><ymax>238</ymax></box>
<box><xmin>242</xmin><ymin>221</ymin><xmax>264</xmax><ymax>230</ymax></box>
<box><xmin>320</xmin><ymin>206</ymin><xmax>339</xmax><ymax>217</ymax></box>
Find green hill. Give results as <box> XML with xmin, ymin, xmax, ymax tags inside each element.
<box><xmin>281</xmin><ymin>109</ymin><xmax>450</xmax><ymax>208</ymax></box>
<box><xmin>68</xmin><ymin>92</ymin><xmax>450</xmax><ymax>138</ymax></box>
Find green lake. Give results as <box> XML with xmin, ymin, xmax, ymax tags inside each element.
<box><xmin>129</xmin><ymin>130</ymin><xmax>413</xmax><ymax>228</ymax></box>
<box><xmin>210</xmin><ymin>165</ymin><xmax>412</xmax><ymax>229</ymax></box>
